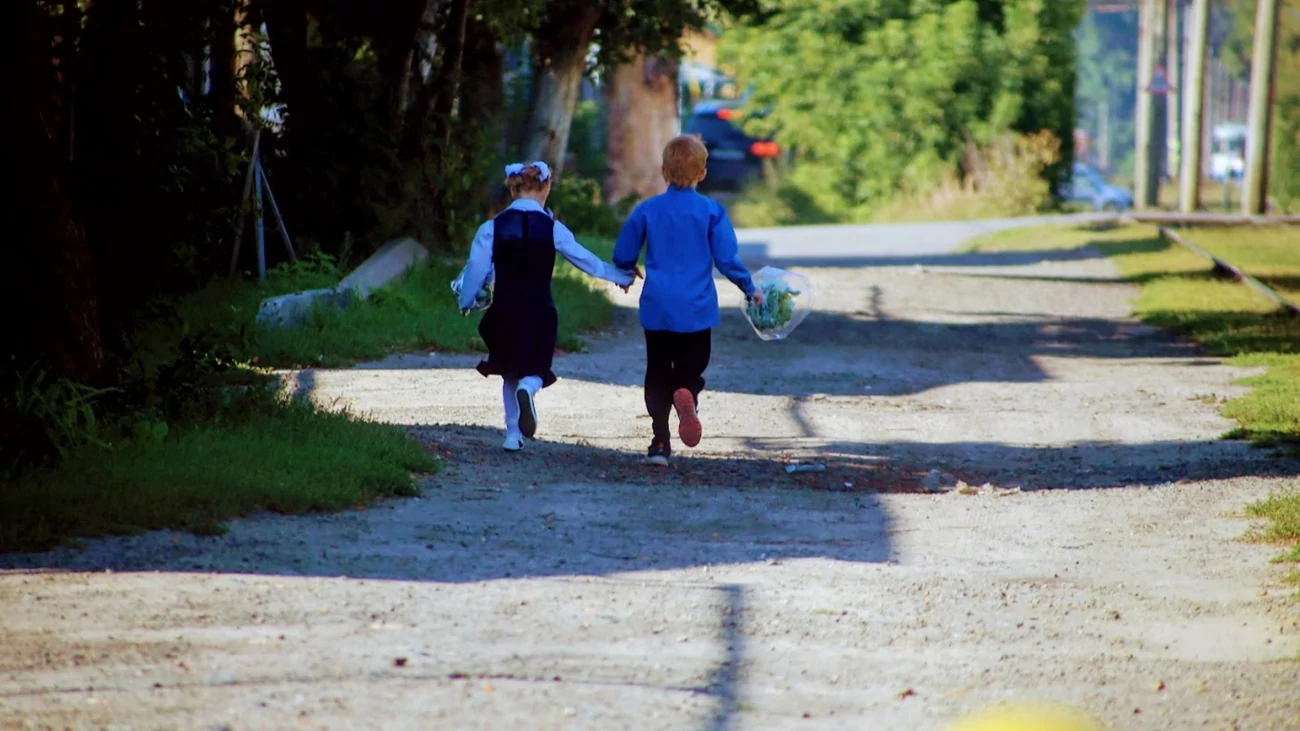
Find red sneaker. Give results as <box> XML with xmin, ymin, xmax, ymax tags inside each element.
<box><xmin>673</xmin><ymin>388</ymin><xmax>702</xmax><ymax>448</ymax></box>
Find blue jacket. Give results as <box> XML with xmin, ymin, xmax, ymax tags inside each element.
<box><xmin>613</xmin><ymin>186</ymin><xmax>756</xmax><ymax>333</ymax></box>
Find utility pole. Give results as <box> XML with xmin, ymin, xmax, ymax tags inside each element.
<box><xmin>1243</xmin><ymin>0</ymin><xmax>1280</xmax><ymax>215</ymax></box>
<box><xmin>1166</xmin><ymin>0</ymin><xmax>1182</xmax><ymax>181</ymax></box>
<box><xmin>1135</xmin><ymin>0</ymin><xmax>1158</xmax><ymax>209</ymax></box>
<box><xmin>1179</xmin><ymin>0</ymin><xmax>1209</xmax><ymax>213</ymax></box>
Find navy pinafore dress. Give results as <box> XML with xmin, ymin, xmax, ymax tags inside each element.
<box><xmin>475</xmin><ymin>208</ymin><xmax>560</xmax><ymax>388</ymax></box>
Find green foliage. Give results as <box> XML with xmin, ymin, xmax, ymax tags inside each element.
<box><xmin>162</xmin><ymin>238</ymin><xmax>622</xmax><ymax>370</ymax></box>
<box><xmin>1245</xmin><ymin>489</ymin><xmax>1300</xmax><ymax>565</ymax></box>
<box><xmin>733</xmin><ymin>131</ymin><xmax>1062</xmax><ymax>226</ymax></box>
<box><xmin>549</xmin><ymin>178</ymin><xmax>636</xmax><ymax>239</ymax></box>
<box><xmin>745</xmin><ymin>281</ymin><xmax>798</xmax><ymax>331</ymax></box>
<box><xmin>729</xmin><ymin>161</ymin><xmax>838</xmax><ymax>228</ymax></box>
<box><xmin>569</xmin><ymin>100</ymin><xmax>609</xmax><ymax>179</ymax></box>
<box><xmin>0</xmin><ymin>367</ymin><xmax>116</xmax><ymax>474</ymax></box>
<box><xmin>719</xmin><ymin>0</ymin><xmax>1083</xmax><ymax>219</ymax></box>
<box><xmin>1074</xmin><ymin>9</ymin><xmax>1135</xmax><ymax>172</ymax></box>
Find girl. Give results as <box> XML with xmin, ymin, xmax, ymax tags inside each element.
<box><xmin>456</xmin><ymin>161</ymin><xmax>636</xmax><ymax>452</ymax></box>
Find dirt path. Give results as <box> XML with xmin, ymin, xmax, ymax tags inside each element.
<box><xmin>3</xmin><ymin>220</ymin><xmax>1299</xmax><ymax>730</ymax></box>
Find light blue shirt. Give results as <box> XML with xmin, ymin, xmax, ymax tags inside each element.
<box><xmin>613</xmin><ymin>185</ymin><xmax>755</xmax><ymax>333</ymax></box>
<box><xmin>458</xmin><ymin>198</ymin><xmax>634</xmax><ymax>311</ymax></box>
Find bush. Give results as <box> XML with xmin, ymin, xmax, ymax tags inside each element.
<box><xmin>549</xmin><ymin>175</ymin><xmax>635</xmax><ymax>239</ymax></box>
<box><xmin>872</xmin><ymin>131</ymin><xmax>1062</xmax><ymax>223</ymax></box>
<box><xmin>730</xmin><ymin>131</ymin><xmax>1062</xmax><ymax>227</ymax></box>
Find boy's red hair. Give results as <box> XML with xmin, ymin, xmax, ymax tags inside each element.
<box><xmin>662</xmin><ymin>136</ymin><xmax>709</xmax><ymax>188</ymax></box>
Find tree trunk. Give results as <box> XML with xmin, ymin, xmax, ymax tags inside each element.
<box><xmin>400</xmin><ymin>0</ymin><xmax>447</xmax><ymax>154</ymax></box>
<box><xmin>520</xmin><ymin>5</ymin><xmax>601</xmax><ymax>169</ymax></box>
<box><xmin>605</xmin><ymin>53</ymin><xmax>680</xmax><ymax>203</ymax></box>
<box><xmin>372</xmin><ymin>0</ymin><xmax>428</xmax><ymax>139</ymax></box>
<box><xmin>432</xmin><ymin>0</ymin><xmax>472</xmax><ymax>149</ymax></box>
<box><xmin>460</xmin><ymin>18</ymin><xmax>505</xmax><ymax>147</ymax></box>
<box><xmin>260</xmin><ymin>0</ymin><xmax>313</xmax><ymax>131</ymax></box>
<box><xmin>11</xmin><ymin>0</ymin><xmax>105</xmax><ymax>382</ymax></box>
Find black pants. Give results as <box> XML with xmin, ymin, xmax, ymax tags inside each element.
<box><xmin>644</xmin><ymin>328</ymin><xmax>712</xmax><ymax>443</ymax></box>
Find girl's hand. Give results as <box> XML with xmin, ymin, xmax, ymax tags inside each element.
<box><xmin>749</xmin><ymin>290</ymin><xmax>766</xmax><ymax>307</ymax></box>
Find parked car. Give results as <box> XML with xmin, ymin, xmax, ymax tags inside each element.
<box><xmin>1209</xmin><ymin>123</ymin><xmax>1247</xmax><ymax>181</ymax></box>
<box><xmin>683</xmin><ymin>99</ymin><xmax>780</xmax><ymax>192</ymax></box>
<box><xmin>1063</xmin><ymin>163</ymin><xmax>1133</xmax><ymax>212</ymax></box>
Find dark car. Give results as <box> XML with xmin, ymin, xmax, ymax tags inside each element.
<box><xmin>1062</xmin><ymin>163</ymin><xmax>1133</xmax><ymax>212</ymax></box>
<box><xmin>683</xmin><ymin>100</ymin><xmax>780</xmax><ymax>192</ymax></box>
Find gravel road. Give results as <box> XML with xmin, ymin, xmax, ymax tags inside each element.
<box><xmin>3</xmin><ymin>216</ymin><xmax>1298</xmax><ymax>731</ymax></box>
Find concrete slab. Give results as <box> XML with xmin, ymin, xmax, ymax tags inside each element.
<box><xmin>257</xmin><ymin>237</ymin><xmax>428</xmax><ymax>329</ymax></box>
<box><xmin>338</xmin><ymin>237</ymin><xmax>428</xmax><ymax>299</ymax></box>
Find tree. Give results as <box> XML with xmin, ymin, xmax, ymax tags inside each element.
<box><xmin>518</xmin><ymin>0</ymin><xmax>759</xmax><ymax>172</ymax></box>
<box><xmin>604</xmin><ymin>54</ymin><xmax>681</xmax><ymax>202</ymax></box>
<box><xmin>1075</xmin><ymin>9</ymin><xmax>1137</xmax><ymax>173</ymax></box>
<box><xmin>5</xmin><ymin>0</ymin><xmax>106</xmax><ymax>382</ymax></box>
<box><xmin>719</xmin><ymin>0</ymin><xmax>1084</xmax><ymax>218</ymax></box>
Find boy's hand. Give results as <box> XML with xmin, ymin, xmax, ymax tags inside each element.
<box><xmin>617</xmin><ymin>266</ymin><xmax>641</xmax><ymax>293</ymax></box>
<box><xmin>749</xmin><ymin>290</ymin><xmax>765</xmax><ymax>307</ymax></box>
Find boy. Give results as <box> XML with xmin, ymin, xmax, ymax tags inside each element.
<box><xmin>613</xmin><ymin>135</ymin><xmax>764</xmax><ymax>466</ymax></box>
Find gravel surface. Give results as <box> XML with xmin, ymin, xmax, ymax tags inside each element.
<box><xmin>3</xmin><ymin>218</ymin><xmax>1299</xmax><ymax>730</ymax></box>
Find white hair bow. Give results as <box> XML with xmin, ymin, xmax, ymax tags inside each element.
<box><xmin>504</xmin><ymin>161</ymin><xmax>551</xmax><ymax>182</ymax></box>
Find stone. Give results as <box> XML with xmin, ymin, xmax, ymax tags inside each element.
<box><xmin>257</xmin><ymin>237</ymin><xmax>427</xmax><ymax>329</ymax></box>
<box><xmin>256</xmin><ymin>288</ymin><xmax>356</xmax><ymax>329</ymax></box>
<box><xmin>338</xmin><ymin>237</ymin><xmax>429</xmax><ymax>299</ymax></box>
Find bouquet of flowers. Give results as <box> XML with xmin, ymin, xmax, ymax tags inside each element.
<box><xmin>450</xmin><ymin>264</ymin><xmax>494</xmax><ymax>313</ymax></box>
<box><xmin>742</xmin><ymin>266</ymin><xmax>813</xmax><ymax>341</ymax></box>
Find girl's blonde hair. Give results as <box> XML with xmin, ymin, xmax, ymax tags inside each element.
<box><xmin>505</xmin><ymin>162</ymin><xmax>551</xmax><ymax>197</ymax></box>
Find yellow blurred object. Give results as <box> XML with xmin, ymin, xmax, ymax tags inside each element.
<box><xmin>947</xmin><ymin>704</ymin><xmax>1102</xmax><ymax>731</ymax></box>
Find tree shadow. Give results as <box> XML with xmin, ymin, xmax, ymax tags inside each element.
<box><xmin>0</xmin><ymin>422</ymin><xmax>899</xmax><ymax>582</ymax></box>
<box><xmin>374</xmin><ymin>304</ymin><xmax>1201</xmax><ymax>399</ymax></box>
<box><xmin>2</xmin><ymin>421</ymin><xmax>897</xmax><ymax>730</ymax></box>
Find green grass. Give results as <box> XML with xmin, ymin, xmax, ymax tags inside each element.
<box><xmin>0</xmin><ymin>236</ymin><xmax>618</xmax><ymax>553</ymax></box>
<box><xmin>0</xmin><ymin>397</ymin><xmax>437</xmax><ymax>553</ymax></box>
<box><xmin>964</xmin><ymin>222</ymin><xmax>1300</xmax><ymax>573</ymax></box>
<box><xmin>172</xmin><ymin>237</ymin><xmax>621</xmax><ymax>368</ymax></box>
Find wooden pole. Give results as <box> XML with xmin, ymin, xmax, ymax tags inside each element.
<box><xmin>1135</xmin><ymin>0</ymin><xmax>1158</xmax><ymax>209</ymax></box>
<box><xmin>1179</xmin><ymin>0</ymin><xmax>1208</xmax><ymax>213</ymax></box>
<box><xmin>1166</xmin><ymin>0</ymin><xmax>1182</xmax><ymax>181</ymax></box>
<box><xmin>1242</xmin><ymin>0</ymin><xmax>1280</xmax><ymax>215</ymax></box>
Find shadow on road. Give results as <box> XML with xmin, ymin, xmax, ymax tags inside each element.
<box><xmin>371</xmin><ymin>302</ymin><xmax>1200</xmax><ymax>399</ymax></box>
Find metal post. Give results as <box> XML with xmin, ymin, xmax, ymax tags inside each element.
<box><xmin>1166</xmin><ymin>0</ymin><xmax>1182</xmax><ymax>181</ymax></box>
<box><xmin>228</xmin><ymin>128</ymin><xmax>261</xmax><ymax>277</ymax></box>
<box><xmin>258</xmin><ymin>159</ymin><xmax>297</xmax><ymax>263</ymax></box>
<box><xmin>1242</xmin><ymin>0</ymin><xmax>1280</xmax><ymax>215</ymax></box>
<box><xmin>1179</xmin><ymin>0</ymin><xmax>1208</xmax><ymax>213</ymax></box>
<box><xmin>254</xmin><ymin>153</ymin><xmax>267</xmax><ymax>281</ymax></box>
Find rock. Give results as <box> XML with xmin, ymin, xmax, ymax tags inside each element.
<box><xmin>256</xmin><ymin>288</ymin><xmax>356</xmax><ymax>329</ymax></box>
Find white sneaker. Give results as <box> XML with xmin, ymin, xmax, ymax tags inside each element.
<box><xmin>502</xmin><ymin>433</ymin><xmax>524</xmax><ymax>452</ymax></box>
<box><xmin>516</xmin><ymin>387</ymin><xmax>538</xmax><ymax>438</ymax></box>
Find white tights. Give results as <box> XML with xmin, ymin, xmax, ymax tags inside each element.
<box><xmin>502</xmin><ymin>375</ymin><xmax>543</xmax><ymax>437</ymax></box>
